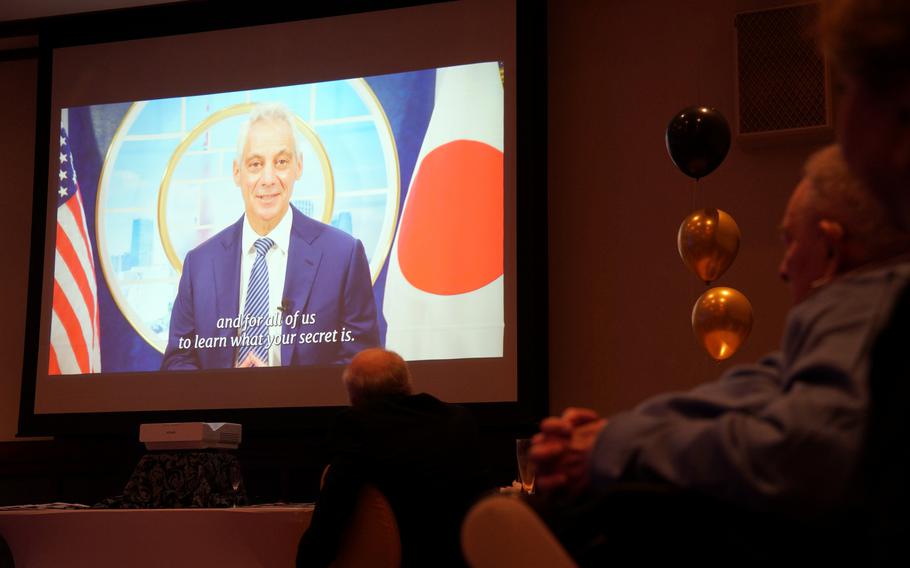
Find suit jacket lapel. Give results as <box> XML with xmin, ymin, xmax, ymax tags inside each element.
<box><xmin>214</xmin><ymin>217</ymin><xmax>243</xmax><ymax>366</ymax></box>
<box><xmin>282</xmin><ymin>207</ymin><xmax>323</xmax><ymax>365</ymax></box>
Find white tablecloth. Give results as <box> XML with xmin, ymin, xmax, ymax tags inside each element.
<box><xmin>0</xmin><ymin>505</ymin><xmax>313</xmax><ymax>568</ymax></box>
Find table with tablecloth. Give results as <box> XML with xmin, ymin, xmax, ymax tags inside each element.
<box><xmin>0</xmin><ymin>505</ymin><xmax>313</xmax><ymax>568</ymax></box>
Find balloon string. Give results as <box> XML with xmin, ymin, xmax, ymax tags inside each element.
<box><xmin>696</xmin><ymin>8</ymin><xmax>704</xmax><ymax>104</ymax></box>
<box><xmin>697</xmin><ymin>56</ymin><xmax>702</xmax><ymax>104</ymax></box>
<box><xmin>704</xmin><ymin>347</ymin><xmax>712</xmax><ymax>380</ymax></box>
<box><xmin>690</xmin><ymin>178</ymin><xmax>698</xmax><ymax>371</ymax></box>
<box><xmin>690</xmin><ymin>178</ymin><xmax>700</xmax><ymax>372</ymax></box>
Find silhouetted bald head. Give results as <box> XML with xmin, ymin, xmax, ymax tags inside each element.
<box><xmin>342</xmin><ymin>348</ymin><xmax>413</xmax><ymax>406</ymax></box>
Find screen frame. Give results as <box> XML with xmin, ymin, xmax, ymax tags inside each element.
<box><xmin>17</xmin><ymin>0</ymin><xmax>548</xmax><ymax>437</ymax></box>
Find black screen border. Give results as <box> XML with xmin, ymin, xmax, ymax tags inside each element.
<box><xmin>16</xmin><ymin>0</ymin><xmax>547</xmax><ymax>437</ymax></box>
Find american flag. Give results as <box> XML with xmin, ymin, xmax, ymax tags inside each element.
<box><xmin>49</xmin><ymin>127</ymin><xmax>101</xmax><ymax>374</ymax></box>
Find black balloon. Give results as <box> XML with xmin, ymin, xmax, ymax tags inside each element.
<box><xmin>665</xmin><ymin>106</ymin><xmax>731</xmax><ymax>180</ymax></box>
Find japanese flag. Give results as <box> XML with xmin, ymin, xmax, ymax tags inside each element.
<box><xmin>383</xmin><ymin>62</ymin><xmax>504</xmax><ymax>361</ymax></box>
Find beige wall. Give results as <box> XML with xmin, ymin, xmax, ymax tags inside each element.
<box><xmin>0</xmin><ymin>0</ymin><xmax>826</xmax><ymax>439</ymax></box>
<box><xmin>547</xmin><ymin>0</ymin><xmax>824</xmax><ymax>415</ymax></box>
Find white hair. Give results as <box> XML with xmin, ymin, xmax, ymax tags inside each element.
<box><xmin>803</xmin><ymin>144</ymin><xmax>909</xmax><ymax>259</ymax></box>
<box><xmin>235</xmin><ymin>102</ymin><xmax>303</xmax><ymax>162</ymax></box>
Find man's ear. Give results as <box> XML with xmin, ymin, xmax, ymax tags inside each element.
<box><xmin>818</xmin><ymin>219</ymin><xmax>845</xmax><ymax>276</ymax></box>
<box><xmin>232</xmin><ymin>159</ymin><xmax>241</xmax><ymax>186</ymax></box>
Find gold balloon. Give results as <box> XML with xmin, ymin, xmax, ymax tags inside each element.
<box><xmin>677</xmin><ymin>208</ymin><xmax>741</xmax><ymax>284</ymax></box>
<box><xmin>691</xmin><ymin>287</ymin><xmax>753</xmax><ymax>361</ymax></box>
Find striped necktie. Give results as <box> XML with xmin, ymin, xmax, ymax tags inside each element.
<box><xmin>237</xmin><ymin>237</ymin><xmax>274</xmax><ymax>366</ymax></box>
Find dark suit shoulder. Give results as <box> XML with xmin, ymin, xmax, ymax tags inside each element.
<box><xmin>184</xmin><ymin>216</ymin><xmax>243</xmax><ymax>262</ymax></box>
<box><xmin>335</xmin><ymin>394</ymin><xmax>478</xmax><ymax>448</ymax></box>
<box><xmin>290</xmin><ymin>206</ymin><xmax>362</xmax><ymax>250</ymax></box>
<box><xmin>343</xmin><ymin>393</ymin><xmax>463</xmax><ymax>419</ymax></box>
<box><xmin>316</xmin><ymin>393</ymin><xmax>489</xmax><ymax>568</ymax></box>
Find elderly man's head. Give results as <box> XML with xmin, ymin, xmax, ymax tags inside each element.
<box><xmin>821</xmin><ymin>0</ymin><xmax>910</xmax><ymax>228</ymax></box>
<box><xmin>233</xmin><ymin>103</ymin><xmax>303</xmax><ymax>236</ymax></box>
<box><xmin>342</xmin><ymin>348</ymin><xmax>413</xmax><ymax>406</ymax></box>
<box><xmin>779</xmin><ymin>144</ymin><xmax>909</xmax><ymax>304</ymax></box>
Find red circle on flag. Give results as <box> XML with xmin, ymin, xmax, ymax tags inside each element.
<box><xmin>397</xmin><ymin>140</ymin><xmax>503</xmax><ymax>295</ymax></box>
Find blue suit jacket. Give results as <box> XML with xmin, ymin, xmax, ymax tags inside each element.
<box><xmin>161</xmin><ymin>206</ymin><xmax>380</xmax><ymax>370</ymax></box>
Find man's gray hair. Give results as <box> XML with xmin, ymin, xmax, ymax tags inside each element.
<box><xmin>803</xmin><ymin>144</ymin><xmax>909</xmax><ymax>260</ymax></box>
<box><xmin>235</xmin><ymin>102</ymin><xmax>303</xmax><ymax>162</ymax></box>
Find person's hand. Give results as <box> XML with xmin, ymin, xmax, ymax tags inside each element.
<box><xmin>236</xmin><ymin>352</ymin><xmax>267</xmax><ymax>367</ymax></box>
<box><xmin>530</xmin><ymin>407</ymin><xmax>607</xmax><ymax>495</ymax></box>
<box><xmin>559</xmin><ymin>407</ymin><xmax>602</xmax><ymax>429</ymax></box>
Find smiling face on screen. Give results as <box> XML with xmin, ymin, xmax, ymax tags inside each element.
<box><xmin>233</xmin><ymin>116</ymin><xmax>302</xmax><ymax>236</ymax></box>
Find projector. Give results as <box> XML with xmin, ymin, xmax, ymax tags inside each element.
<box><xmin>139</xmin><ymin>422</ymin><xmax>242</xmax><ymax>450</ymax></box>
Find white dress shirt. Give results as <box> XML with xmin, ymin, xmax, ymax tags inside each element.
<box><xmin>237</xmin><ymin>208</ymin><xmax>292</xmax><ymax>366</ymax></box>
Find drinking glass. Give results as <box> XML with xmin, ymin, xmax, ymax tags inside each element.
<box><xmin>230</xmin><ymin>467</ymin><xmax>242</xmax><ymax>508</ymax></box>
<box><xmin>516</xmin><ymin>438</ymin><xmax>536</xmax><ymax>494</ymax></box>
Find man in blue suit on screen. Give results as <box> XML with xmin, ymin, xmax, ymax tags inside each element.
<box><xmin>162</xmin><ymin>102</ymin><xmax>380</xmax><ymax>370</ymax></box>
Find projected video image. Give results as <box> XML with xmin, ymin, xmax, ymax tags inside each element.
<box><xmin>49</xmin><ymin>61</ymin><xmax>505</xmax><ymax>374</ymax></box>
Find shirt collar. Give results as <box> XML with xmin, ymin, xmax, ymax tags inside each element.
<box><xmin>242</xmin><ymin>206</ymin><xmax>292</xmax><ymax>255</ymax></box>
